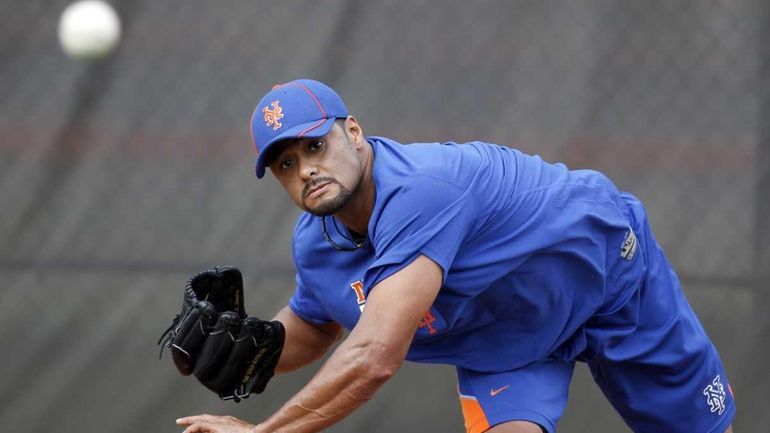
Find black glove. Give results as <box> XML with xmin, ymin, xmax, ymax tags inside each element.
<box><xmin>158</xmin><ymin>266</ymin><xmax>285</xmax><ymax>402</ymax></box>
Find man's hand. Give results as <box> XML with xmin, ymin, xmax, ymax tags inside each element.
<box><xmin>176</xmin><ymin>414</ymin><xmax>255</xmax><ymax>433</ymax></box>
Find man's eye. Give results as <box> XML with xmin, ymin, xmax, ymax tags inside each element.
<box><xmin>309</xmin><ymin>140</ymin><xmax>323</xmax><ymax>151</ymax></box>
<box><xmin>280</xmin><ymin>159</ymin><xmax>293</xmax><ymax>170</ymax></box>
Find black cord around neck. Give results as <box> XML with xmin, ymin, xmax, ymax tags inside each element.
<box><xmin>321</xmin><ymin>217</ymin><xmax>367</xmax><ymax>252</ymax></box>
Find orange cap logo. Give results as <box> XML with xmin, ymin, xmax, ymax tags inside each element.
<box><xmin>262</xmin><ymin>100</ymin><xmax>284</xmax><ymax>131</ymax></box>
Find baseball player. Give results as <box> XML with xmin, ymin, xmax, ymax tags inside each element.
<box><xmin>169</xmin><ymin>79</ymin><xmax>735</xmax><ymax>433</ymax></box>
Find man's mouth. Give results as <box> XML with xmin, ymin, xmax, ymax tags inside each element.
<box><xmin>305</xmin><ymin>181</ymin><xmax>332</xmax><ymax>199</ymax></box>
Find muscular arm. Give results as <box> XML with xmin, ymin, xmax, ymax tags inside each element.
<box><xmin>273</xmin><ymin>306</ymin><xmax>342</xmax><ymax>374</ymax></box>
<box><xmin>252</xmin><ymin>255</ymin><xmax>443</xmax><ymax>433</ymax></box>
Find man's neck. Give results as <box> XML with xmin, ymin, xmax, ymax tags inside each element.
<box><xmin>334</xmin><ymin>143</ymin><xmax>375</xmax><ymax>235</ymax></box>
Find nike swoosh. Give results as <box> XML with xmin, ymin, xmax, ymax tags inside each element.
<box><xmin>490</xmin><ymin>385</ymin><xmax>511</xmax><ymax>397</ymax></box>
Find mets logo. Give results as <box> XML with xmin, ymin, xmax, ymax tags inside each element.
<box><xmin>418</xmin><ymin>310</ymin><xmax>438</xmax><ymax>335</ymax></box>
<box><xmin>703</xmin><ymin>375</ymin><xmax>726</xmax><ymax>415</ymax></box>
<box><xmin>350</xmin><ymin>280</ymin><xmax>366</xmax><ymax>312</ymax></box>
<box><xmin>262</xmin><ymin>100</ymin><xmax>284</xmax><ymax>130</ymax></box>
<box><xmin>349</xmin><ymin>279</ymin><xmax>440</xmax><ymax>335</ymax></box>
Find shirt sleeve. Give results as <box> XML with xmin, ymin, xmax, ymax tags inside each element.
<box><xmin>364</xmin><ymin>174</ymin><xmax>478</xmax><ymax>292</ymax></box>
<box><xmin>288</xmin><ymin>272</ymin><xmax>333</xmax><ymax>325</ymax></box>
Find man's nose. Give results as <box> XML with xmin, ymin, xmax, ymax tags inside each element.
<box><xmin>299</xmin><ymin>161</ymin><xmax>318</xmax><ymax>180</ymax></box>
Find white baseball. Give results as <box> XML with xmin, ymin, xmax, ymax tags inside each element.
<box><xmin>58</xmin><ymin>1</ymin><xmax>121</xmax><ymax>60</ymax></box>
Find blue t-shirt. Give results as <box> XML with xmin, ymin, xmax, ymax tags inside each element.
<box><xmin>289</xmin><ymin>137</ymin><xmax>646</xmax><ymax>372</ymax></box>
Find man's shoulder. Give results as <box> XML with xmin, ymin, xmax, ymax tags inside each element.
<box><xmin>370</xmin><ymin>137</ymin><xmax>485</xmax><ymax>192</ymax></box>
<box><xmin>291</xmin><ymin>213</ymin><xmax>321</xmax><ymax>252</ymax></box>
<box><xmin>291</xmin><ymin>213</ymin><xmax>338</xmax><ymax>270</ymax></box>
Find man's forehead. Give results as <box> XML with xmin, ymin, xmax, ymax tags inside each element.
<box><xmin>273</xmin><ymin>136</ymin><xmax>316</xmax><ymax>155</ymax></box>
<box><xmin>267</xmin><ymin>121</ymin><xmax>343</xmax><ymax>165</ymax></box>
<box><xmin>274</xmin><ymin>124</ymin><xmax>340</xmax><ymax>155</ymax></box>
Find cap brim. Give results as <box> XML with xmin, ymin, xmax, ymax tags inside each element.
<box><xmin>254</xmin><ymin>117</ymin><xmax>336</xmax><ymax>178</ymax></box>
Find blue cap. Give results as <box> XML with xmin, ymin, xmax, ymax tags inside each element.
<box><xmin>250</xmin><ymin>79</ymin><xmax>349</xmax><ymax>178</ymax></box>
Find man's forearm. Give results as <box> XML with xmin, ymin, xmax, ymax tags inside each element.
<box><xmin>273</xmin><ymin>306</ymin><xmax>342</xmax><ymax>374</ymax></box>
<box><xmin>252</xmin><ymin>336</ymin><xmax>400</xmax><ymax>433</ymax></box>
<box><xmin>254</xmin><ymin>256</ymin><xmax>441</xmax><ymax>433</ymax></box>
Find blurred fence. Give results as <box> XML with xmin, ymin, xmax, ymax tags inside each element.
<box><xmin>0</xmin><ymin>1</ymin><xmax>767</xmax><ymax>432</ymax></box>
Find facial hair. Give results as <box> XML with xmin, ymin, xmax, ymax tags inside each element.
<box><xmin>302</xmin><ymin>177</ymin><xmax>353</xmax><ymax>216</ymax></box>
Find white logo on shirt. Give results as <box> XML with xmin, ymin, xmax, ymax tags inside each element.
<box><xmin>620</xmin><ymin>229</ymin><xmax>637</xmax><ymax>261</ymax></box>
<box><xmin>703</xmin><ymin>375</ymin><xmax>726</xmax><ymax>415</ymax></box>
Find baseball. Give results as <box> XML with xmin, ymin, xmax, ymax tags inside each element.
<box><xmin>58</xmin><ymin>0</ymin><xmax>121</xmax><ymax>60</ymax></box>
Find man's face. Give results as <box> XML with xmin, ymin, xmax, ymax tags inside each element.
<box><xmin>268</xmin><ymin>118</ymin><xmax>364</xmax><ymax>216</ymax></box>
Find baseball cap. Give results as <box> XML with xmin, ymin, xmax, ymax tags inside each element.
<box><xmin>250</xmin><ymin>79</ymin><xmax>349</xmax><ymax>178</ymax></box>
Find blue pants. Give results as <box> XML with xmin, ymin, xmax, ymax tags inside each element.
<box><xmin>456</xmin><ymin>200</ymin><xmax>735</xmax><ymax>433</ymax></box>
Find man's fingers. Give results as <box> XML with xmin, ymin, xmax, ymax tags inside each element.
<box><xmin>181</xmin><ymin>421</ymin><xmax>214</xmax><ymax>433</ymax></box>
<box><xmin>177</xmin><ymin>414</ymin><xmax>219</xmax><ymax>426</ymax></box>
<box><xmin>176</xmin><ymin>414</ymin><xmax>253</xmax><ymax>433</ymax></box>
<box><xmin>181</xmin><ymin>422</ymin><xmax>202</xmax><ymax>433</ymax></box>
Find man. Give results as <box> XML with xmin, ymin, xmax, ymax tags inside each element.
<box><xmin>176</xmin><ymin>79</ymin><xmax>735</xmax><ymax>433</ymax></box>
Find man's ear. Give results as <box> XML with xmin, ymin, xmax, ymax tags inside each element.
<box><xmin>344</xmin><ymin>116</ymin><xmax>364</xmax><ymax>147</ymax></box>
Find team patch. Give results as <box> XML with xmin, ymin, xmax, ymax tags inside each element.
<box><xmin>262</xmin><ymin>100</ymin><xmax>284</xmax><ymax>130</ymax></box>
<box><xmin>620</xmin><ymin>229</ymin><xmax>637</xmax><ymax>260</ymax></box>
<box><xmin>703</xmin><ymin>375</ymin><xmax>726</xmax><ymax>415</ymax></box>
<box><xmin>350</xmin><ymin>280</ymin><xmax>366</xmax><ymax>312</ymax></box>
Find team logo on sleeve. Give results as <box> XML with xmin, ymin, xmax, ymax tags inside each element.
<box><xmin>262</xmin><ymin>100</ymin><xmax>284</xmax><ymax>130</ymax></box>
<box><xmin>703</xmin><ymin>375</ymin><xmax>726</xmax><ymax>415</ymax></box>
<box><xmin>350</xmin><ymin>280</ymin><xmax>443</xmax><ymax>336</ymax></box>
<box><xmin>350</xmin><ymin>280</ymin><xmax>366</xmax><ymax>312</ymax></box>
<box><xmin>418</xmin><ymin>310</ymin><xmax>438</xmax><ymax>335</ymax></box>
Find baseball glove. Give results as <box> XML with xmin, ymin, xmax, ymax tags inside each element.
<box><xmin>157</xmin><ymin>266</ymin><xmax>285</xmax><ymax>402</ymax></box>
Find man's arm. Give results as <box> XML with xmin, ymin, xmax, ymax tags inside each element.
<box><xmin>273</xmin><ymin>306</ymin><xmax>343</xmax><ymax>374</ymax></box>
<box><xmin>178</xmin><ymin>255</ymin><xmax>443</xmax><ymax>433</ymax></box>
<box><xmin>251</xmin><ymin>255</ymin><xmax>442</xmax><ymax>433</ymax></box>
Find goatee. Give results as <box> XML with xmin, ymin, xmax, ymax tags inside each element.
<box><xmin>303</xmin><ymin>180</ymin><xmax>353</xmax><ymax>216</ymax></box>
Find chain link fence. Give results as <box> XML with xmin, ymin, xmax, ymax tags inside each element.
<box><xmin>0</xmin><ymin>1</ymin><xmax>766</xmax><ymax>432</ymax></box>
